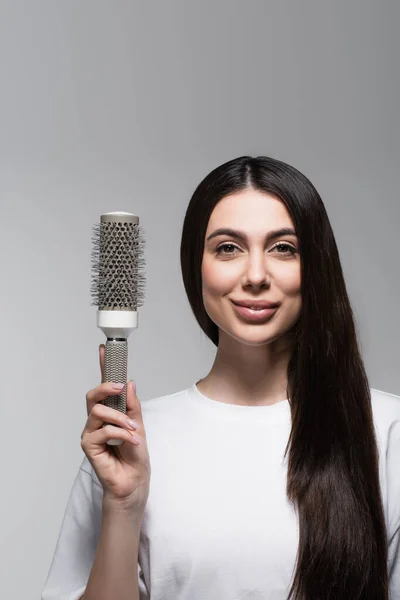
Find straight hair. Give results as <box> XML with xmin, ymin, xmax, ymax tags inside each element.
<box><xmin>180</xmin><ymin>156</ymin><xmax>388</xmax><ymax>599</ymax></box>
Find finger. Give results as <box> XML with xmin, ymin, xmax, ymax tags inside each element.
<box><xmin>84</xmin><ymin>402</ymin><xmax>139</xmax><ymax>436</ymax></box>
<box><xmin>126</xmin><ymin>381</ymin><xmax>145</xmax><ymax>431</ymax></box>
<box><xmin>82</xmin><ymin>424</ymin><xmax>142</xmax><ymax>450</ymax></box>
<box><xmin>86</xmin><ymin>381</ymin><xmax>127</xmax><ymax>416</ymax></box>
<box><xmin>99</xmin><ymin>344</ymin><xmax>105</xmax><ymax>382</ymax></box>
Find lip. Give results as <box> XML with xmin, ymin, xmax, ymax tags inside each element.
<box><xmin>231</xmin><ymin>299</ymin><xmax>280</xmax><ymax>309</ymax></box>
<box><xmin>231</xmin><ymin>301</ymin><xmax>278</xmax><ymax>323</ymax></box>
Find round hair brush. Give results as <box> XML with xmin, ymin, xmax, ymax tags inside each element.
<box><xmin>90</xmin><ymin>211</ymin><xmax>146</xmax><ymax>445</ymax></box>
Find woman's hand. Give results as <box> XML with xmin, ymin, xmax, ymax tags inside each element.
<box><xmin>80</xmin><ymin>345</ymin><xmax>151</xmax><ymax>513</ymax></box>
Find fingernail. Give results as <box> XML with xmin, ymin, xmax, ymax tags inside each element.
<box><xmin>126</xmin><ymin>419</ymin><xmax>138</xmax><ymax>430</ymax></box>
<box><xmin>131</xmin><ymin>433</ymin><xmax>142</xmax><ymax>445</ymax></box>
<box><xmin>130</xmin><ymin>380</ymin><xmax>136</xmax><ymax>393</ymax></box>
<box><xmin>112</xmin><ymin>382</ymin><xmax>124</xmax><ymax>390</ymax></box>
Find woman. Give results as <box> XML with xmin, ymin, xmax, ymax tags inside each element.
<box><xmin>42</xmin><ymin>156</ymin><xmax>400</xmax><ymax>599</ymax></box>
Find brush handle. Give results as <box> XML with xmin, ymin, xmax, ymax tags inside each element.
<box><xmin>102</xmin><ymin>339</ymin><xmax>128</xmax><ymax>446</ymax></box>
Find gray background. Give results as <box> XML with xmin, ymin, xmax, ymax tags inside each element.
<box><xmin>0</xmin><ymin>1</ymin><xmax>398</xmax><ymax>598</ymax></box>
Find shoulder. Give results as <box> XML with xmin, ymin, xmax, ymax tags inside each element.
<box><xmin>370</xmin><ymin>388</ymin><xmax>400</xmax><ymax>542</ymax></box>
<box><xmin>369</xmin><ymin>387</ymin><xmax>400</xmax><ymax>467</ymax></box>
<box><xmin>370</xmin><ymin>387</ymin><xmax>400</xmax><ymax>439</ymax></box>
<box><xmin>370</xmin><ymin>386</ymin><xmax>400</xmax><ymax>415</ymax></box>
<box><xmin>139</xmin><ymin>386</ymin><xmax>192</xmax><ymax>424</ymax></box>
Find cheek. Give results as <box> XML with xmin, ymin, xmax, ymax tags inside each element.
<box><xmin>201</xmin><ymin>260</ymin><xmax>236</xmax><ymax>296</ymax></box>
<box><xmin>274</xmin><ymin>264</ymin><xmax>301</xmax><ymax>295</ymax></box>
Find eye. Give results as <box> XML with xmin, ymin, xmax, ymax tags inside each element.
<box><xmin>215</xmin><ymin>243</ymin><xmax>240</xmax><ymax>256</ymax></box>
<box><xmin>272</xmin><ymin>243</ymin><xmax>297</xmax><ymax>255</ymax></box>
<box><xmin>215</xmin><ymin>242</ymin><xmax>297</xmax><ymax>257</ymax></box>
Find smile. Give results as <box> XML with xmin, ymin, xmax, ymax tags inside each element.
<box><xmin>231</xmin><ymin>301</ymin><xmax>278</xmax><ymax>322</ymax></box>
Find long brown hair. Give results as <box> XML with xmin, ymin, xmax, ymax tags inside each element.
<box><xmin>180</xmin><ymin>156</ymin><xmax>388</xmax><ymax>599</ymax></box>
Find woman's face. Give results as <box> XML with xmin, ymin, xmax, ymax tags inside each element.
<box><xmin>201</xmin><ymin>188</ymin><xmax>302</xmax><ymax>348</ymax></box>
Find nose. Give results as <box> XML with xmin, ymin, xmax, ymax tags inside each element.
<box><xmin>242</xmin><ymin>250</ymin><xmax>270</xmax><ymax>289</ymax></box>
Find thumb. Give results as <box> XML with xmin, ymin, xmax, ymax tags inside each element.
<box><xmin>126</xmin><ymin>380</ymin><xmax>145</xmax><ymax>428</ymax></box>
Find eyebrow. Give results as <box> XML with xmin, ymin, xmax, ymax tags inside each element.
<box><xmin>206</xmin><ymin>227</ymin><xmax>297</xmax><ymax>243</ymax></box>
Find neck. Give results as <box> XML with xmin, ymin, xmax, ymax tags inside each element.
<box><xmin>197</xmin><ymin>330</ymin><xmax>292</xmax><ymax>407</ymax></box>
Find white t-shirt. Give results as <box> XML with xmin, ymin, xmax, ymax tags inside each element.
<box><xmin>42</xmin><ymin>383</ymin><xmax>400</xmax><ymax>600</ymax></box>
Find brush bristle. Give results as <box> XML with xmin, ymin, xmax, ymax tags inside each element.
<box><xmin>90</xmin><ymin>220</ymin><xmax>146</xmax><ymax>310</ymax></box>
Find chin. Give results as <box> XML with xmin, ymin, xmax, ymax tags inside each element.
<box><xmin>221</xmin><ymin>323</ymin><xmax>285</xmax><ymax>347</ymax></box>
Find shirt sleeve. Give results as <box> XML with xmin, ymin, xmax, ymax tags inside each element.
<box><xmin>387</xmin><ymin>420</ymin><xmax>400</xmax><ymax>598</ymax></box>
<box><xmin>41</xmin><ymin>456</ymin><xmax>149</xmax><ymax>600</ymax></box>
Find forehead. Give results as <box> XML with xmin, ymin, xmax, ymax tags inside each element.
<box><xmin>205</xmin><ymin>189</ymin><xmax>293</xmax><ymax>233</ymax></box>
